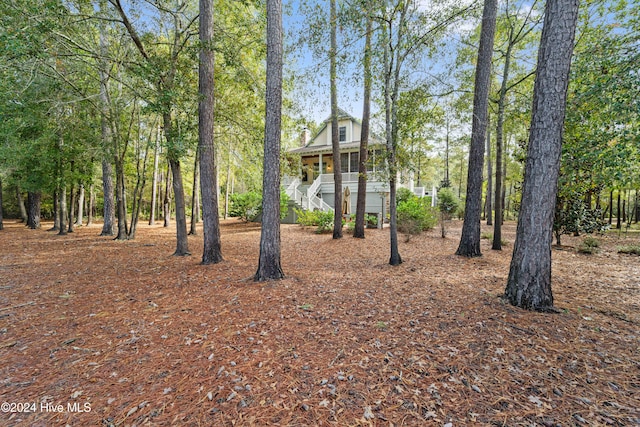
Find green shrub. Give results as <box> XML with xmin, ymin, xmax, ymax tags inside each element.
<box><xmin>396</xmin><ymin>187</ymin><xmax>415</xmax><ymax>206</ymax></box>
<box><xmin>230</xmin><ymin>191</ymin><xmax>262</xmax><ymax>221</ymax></box>
<box><xmin>230</xmin><ymin>190</ymin><xmax>289</xmax><ymax>222</ymax></box>
<box><xmin>295</xmin><ymin>209</ymin><xmax>337</xmax><ymax>233</ymax></box>
<box><xmin>617</xmin><ymin>245</ymin><xmax>640</xmax><ymax>255</ymax></box>
<box><xmin>437</xmin><ymin>187</ymin><xmax>461</xmax><ymax>238</ymax></box>
<box><xmin>397</xmin><ymin>196</ymin><xmax>438</xmax><ymax>238</ymax></box>
<box><xmin>577</xmin><ymin>236</ymin><xmax>600</xmax><ymax>254</ymax></box>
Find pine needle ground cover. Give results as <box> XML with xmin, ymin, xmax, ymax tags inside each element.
<box><xmin>1</xmin><ymin>220</ymin><xmax>638</xmax><ymax>426</ymax></box>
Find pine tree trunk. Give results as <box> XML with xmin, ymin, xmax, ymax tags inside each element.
<box><xmin>493</xmin><ymin>41</ymin><xmax>513</xmax><ymax>250</ymax></box>
<box><xmin>58</xmin><ymin>186</ymin><xmax>68</xmax><ymax>236</ymax></box>
<box><xmin>75</xmin><ymin>184</ymin><xmax>85</xmax><ymax>226</ymax></box>
<box><xmin>114</xmin><ymin>157</ymin><xmax>128</xmax><ymax>240</ymax></box>
<box><xmin>189</xmin><ymin>148</ymin><xmax>200</xmax><ymax>236</ymax></box>
<box><xmin>87</xmin><ymin>184</ymin><xmax>94</xmax><ymax>226</ymax></box>
<box><xmin>168</xmin><ymin>157</ymin><xmax>190</xmax><ymax>256</ymax></box>
<box><xmin>16</xmin><ymin>187</ymin><xmax>28</xmax><ymax>223</ymax></box>
<box><xmin>0</xmin><ymin>178</ymin><xmax>4</xmax><ymax>230</ymax></box>
<box><xmin>27</xmin><ymin>192</ymin><xmax>42</xmax><ymax>229</ymax></box>
<box><xmin>101</xmin><ymin>158</ymin><xmax>115</xmax><ymax>235</ymax></box>
<box><xmin>199</xmin><ymin>0</ymin><xmax>223</xmax><ymax>264</ymax></box>
<box><xmin>255</xmin><ymin>0</ymin><xmax>284</xmax><ymax>281</ymax></box>
<box><xmin>330</xmin><ymin>0</ymin><xmax>343</xmax><ymax>240</ymax></box>
<box><xmin>616</xmin><ymin>191</ymin><xmax>621</xmax><ymax>229</ymax></box>
<box><xmin>50</xmin><ymin>190</ymin><xmax>60</xmax><ymax>231</ymax></box>
<box><xmin>149</xmin><ymin>129</ymin><xmax>160</xmax><ymax>225</ymax></box>
<box><xmin>68</xmin><ymin>183</ymin><xmax>75</xmax><ymax>233</ymax></box>
<box><xmin>485</xmin><ymin>121</ymin><xmax>493</xmax><ymax>225</ymax></box>
<box><xmin>354</xmin><ymin>16</ymin><xmax>372</xmax><ymax>239</ymax></box>
<box><xmin>164</xmin><ymin>163</ymin><xmax>172</xmax><ymax>227</ymax></box>
<box><xmin>505</xmin><ymin>0</ymin><xmax>579</xmax><ymax>311</ymax></box>
<box><xmin>456</xmin><ymin>0</ymin><xmax>497</xmax><ymax>257</ymax></box>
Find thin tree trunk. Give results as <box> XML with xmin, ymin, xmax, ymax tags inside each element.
<box><xmin>189</xmin><ymin>147</ymin><xmax>200</xmax><ymax>236</ymax></box>
<box><xmin>330</xmin><ymin>0</ymin><xmax>342</xmax><ymax>239</ymax></box>
<box><xmin>114</xmin><ymin>156</ymin><xmax>128</xmax><ymax>240</ymax></box>
<box><xmin>0</xmin><ymin>178</ymin><xmax>4</xmax><ymax>230</ymax></box>
<box><xmin>493</xmin><ymin>41</ymin><xmax>513</xmax><ymax>250</ymax></box>
<box><xmin>75</xmin><ymin>185</ymin><xmax>85</xmax><ymax>226</ymax></box>
<box><xmin>485</xmin><ymin>118</ymin><xmax>493</xmax><ymax>225</ymax></box>
<box><xmin>505</xmin><ymin>0</ymin><xmax>579</xmax><ymax>311</ymax></box>
<box><xmin>616</xmin><ymin>191</ymin><xmax>621</xmax><ymax>229</ymax></box>
<box><xmin>58</xmin><ymin>186</ymin><xmax>68</xmax><ymax>236</ymax></box>
<box><xmin>50</xmin><ymin>190</ymin><xmax>60</xmax><ymax>231</ymax></box>
<box><xmin>149</xmin><ymin>127</ymin><xmax>160</xmax><ymax>225</ymax></box>
<box><xmin>456</xmin><ymin>0</ymin><xmax>497</xmax><ymax>257</ymax></box>
<box><xmin>608</xmin><ymin>189</ymin><xmax>613</xmax><ymax>224</ymax></box>
<box><xmin>68</xmin><ymin>182</ymin><xmax>75</xmax><ymax>233</ymax></box>
<box><xmin>87</xmin><ymin>184</ymin><xmax>95</xmax><ymax>226</ymax></box>
<box><xmin>168</xmin><ymin>157</ymin><xmax>190</xmax><ymax>255</ymax></box>
<box><xmin>354</xmin><ymin>15</ymin><xmax>372</xmax><ymax>239</ymax></box>
<box><xmin>255</xmin><ymin>0</ymin><xmax>284</xmax><ymax>281</ymax></box>
<box><xmin>16</xmin><ymin>187</ymin><xmax>28</xmax><ymax>223</ymax></box>
<box><xmin>225</xmin><ymin>146</ymin><xmax>232</xmax><ymax>220</ymax></box>
<box><xmin>163</xmin><ymin>162</ymin><xmax>172</xmax><ymax>227</ymax></box>
<box><xmin>101</xmin><ymin>159</ymin><xmax>115</xmax><ymax>235</ymax></box>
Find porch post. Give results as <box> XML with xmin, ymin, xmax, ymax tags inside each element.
<box><xmin>319</xmin><ymin>153</ymin><xmax>323</xmax><ymax>176</ymax></box>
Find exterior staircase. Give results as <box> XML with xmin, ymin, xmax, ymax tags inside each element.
<box><xmin>283</xmin><ymin>176</ymin><xmax>332</xmax><ymax>212</ymax></box>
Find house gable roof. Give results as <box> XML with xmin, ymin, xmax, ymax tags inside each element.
<box><xmin>289</xmin><ymin>108</ymin><xmax>383</xmax><ymax>155</ymax></box>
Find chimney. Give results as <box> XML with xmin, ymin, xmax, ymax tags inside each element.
<box><xmin>300</xmin><ymin>127</ymin><xmax>310</xmax><ymax>147</ymax></box>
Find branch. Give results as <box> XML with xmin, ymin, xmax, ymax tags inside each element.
<box><xmin>109</xmin><ymin>0</ymin><xmax>150</xmax><ymax>60</ymax></box>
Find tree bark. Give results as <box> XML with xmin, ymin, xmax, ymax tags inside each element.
<box><xmin>168</xmin><ymin>157</ymin><xmax>190</xmax><ymax>256</ymax></box>
<box><xmin>189</xmin><ymin>147</ymin><xmax>200</xmax><ymax>236</ymax></box>
<box><xmin>16</xmin><ymin>187</ymin><xmax>28</xmax><ymax>223</ymax></box>
<box><xmin>68</xmin><ymin>182</ymin><xmax>75</xmax><ymax>233</ymax></box>
<box><xmin>485</xmin><ymin>119</ymin><xmax>493</xmax><ymax>225</ymax></box>
<box><xmin>456</xmin><ymin>0</ymin><xmax>497</xmax><ymax>257</ymax></box>
<box><xmin>50</xmin><ymin>190</ymin><xmax>60</xmax><ymax>231</ymax></box>
<box><xmin>101</xmin><ymin>159</ymin><xmax>115</xmax><ymax>235</ymax></box>
<box><xmin>87</xmin><ymin>184</ymin><xmax>94</xmax><ymax>226</ymax></box>
<box><xmin>26</xmin><ymin>192</ymin><xmax>41</xmax><ymax>229</ymax></box>
<box><xmin>255</xmin><ymin>0</ymin><xmax>284</xmax><ymax>281</ymax></box>
<box><xmin>330</xmin><ymin>0</ymin><xmax>343</xmax><ymax>239</ymax></box>
<box><xmin>0</xmin><ymin>178</ymin><xmax>4</xmax><ymax>230</ymax></box>
<box><xmin>58</xmin><ymin>186</ymin><xmax>68</xmax><ymax>236</ymax></box>
<box><xmin>199</xmin><ymin>0</ymin><xmax>223</xmax><ymax>264</ymax></box>
<box><xmin>493</xmin><ymin>40</ymin><xmax>514</xmax><ymax>250</ymax></box>
<box><xmin>149</xmin><ymin>127</ymin><xmax>160</xmax><ymax>225</ymax></box>
<box><xmin>616</xmin><ymin>191</ymin><xmax>621</xmax><ymax>229</ymax></box>
<box><xmin>505</xmin><ymin>0</ymin><xmax>579</xmax><ymax>311</ymax></box>
<box><xmin>163</xmin><ymin>162</ymin><xmax>172</xmax><ymax>227</ymax></box>
<box><xmin>114</xmin><ymin>156</ymin><xmax>128</xmax><ymax>240</ymax></box>
<box><xmin>75</xmin><ymin>184</ymin><xmax>85</xmax><ymax>226</ymax></box>
<box><xmin>353</xmin><ymin>16</ymin><xmax>372</xmax><ymax>239</ymax></box>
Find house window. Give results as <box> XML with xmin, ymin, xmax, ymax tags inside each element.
<box><xmin>350</xmin><ymin>152</ymin><xmax>359</xmax><ymax>173</ymax></box>
<box><xmin>339</xmin><ymin>126</ymin><xmax>346</xmax><ymax>142</ymax></box>
<box><xmin>341</xmin><ymin>152</ymin><xmax>349</xmax><ymax>173</ymax></box>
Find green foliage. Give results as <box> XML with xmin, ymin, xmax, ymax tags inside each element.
<box><xmin>230</xmin><ymin>191</ymin><xmax>262</xmax><ymax>221</ymax></box>
<box><xmin>617</xmin><ymin>245</ymin><xmax>640</xmax><ymax>256</ymax></box>
<box><xmin>397</xmin><ymin>195</ymin><xmax>438</xmax><ymax>237</ymax></box>
<box><xmin>554</xmin><ymin>196</ymin><xmax>608</xmax><ymax>241</ymax></box>
<box><xmin>231</xmin><ymin>190</ymin><xmax>289</xmax><ymax>222</ymax></box>
<box><xmin>437</xmin><ymin>187</ymin><xmax>460</xmax><ymax>218</ymax></box>
<box><xmin>396</xmin><ymin>187</ymin><xmax>415</xmax><ymax>205</ymax></box>
<box><xmin>578</xmin><ymin>236</ymin><xmax>600</xmax><ymax>254</ymax></box>
<box><xmin>295</xmin><ymin>209</ymin><xmax>336</xmax><ymax>234</ymax></box>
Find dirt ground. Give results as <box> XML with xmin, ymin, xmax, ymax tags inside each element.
<box><xmin>0</xmin><ymin>219</ymin><xmax>638</xmax><ymax>426</ymax></box>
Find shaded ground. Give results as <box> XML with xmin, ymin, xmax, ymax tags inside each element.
<box><xmin>0</xmin><ymin>219</ymin><xmax>638</xmax><ymax>426</ymax></box>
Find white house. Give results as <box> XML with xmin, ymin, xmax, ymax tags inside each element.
<box><xmin>283</xmin><ymin>109</ymin><xmax>436</xmax><ymax>223</ymax></box>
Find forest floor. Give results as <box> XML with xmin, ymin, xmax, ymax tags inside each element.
<box><xmin>0</xmin><ymin>219</ymin><xmax>639</xmax><ymax>426</ymax></box>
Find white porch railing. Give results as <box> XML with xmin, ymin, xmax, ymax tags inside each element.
<box><xmin>320</xmin><ymin>172</ymin><xmax>360</xmax><ymax>183</ymax></box>
<box><xmin>306</xmin><ymin>176</ymin><xmax>332</xmax><ymax>211</ymax></box>
<box><xmin>283</xmin><ymin>175</ymin><xmax>332</xmax><ymax>212</ymax></box>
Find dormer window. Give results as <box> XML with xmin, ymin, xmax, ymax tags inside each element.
<box><xmin>339</xmin><ymin>126</ymin><xmax>346</xmax><ymax>142</ymax></box>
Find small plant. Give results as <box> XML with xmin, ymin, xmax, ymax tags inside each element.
<box><xmin>298</xmin><ymin>303</ymin><xmax>313</xmax><ymax>311</ymax></box>
<box><xmin>397</xmin><ymin>195</ymin><xmax>437</xmax><ymax>241</ymax></box>
<box><xmin>375</xmin><ymin>321</ymin><xmax>388</xmax><ymax>330</ymax></box>
<box><xmin>617</xmin><ymin>244</ymin><xmax>640</xmax><ymax>255</ymax></box>
<box><xmin>294</xmin><ymin>209</ymin><xmax>336</xmax><ymax>233</ymax></box>
<box><xmin>578</xmin><ymin>236</ymin><xmax>600</xmax><ymax>254</ymax></box>
<box><xmin>438</xmin><ymin>187</ymin><xmax>460</xmax><ymax>238</ymax></box>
